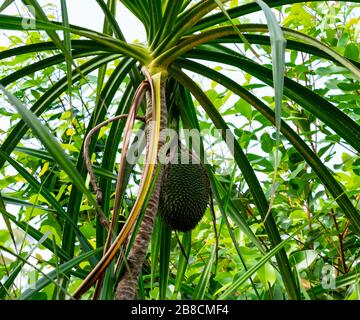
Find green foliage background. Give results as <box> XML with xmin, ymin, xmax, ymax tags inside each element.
<box><xmin>0</xmin><ymin>0</ymin><xmax>359</xmax><ymax>300</ymax></box>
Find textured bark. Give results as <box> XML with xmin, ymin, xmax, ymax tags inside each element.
<box><xmin>115</xmin><ymin>80</ymin><xmax>167</xmax><ymax>300</ymax></box>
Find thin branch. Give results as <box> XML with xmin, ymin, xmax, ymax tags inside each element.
<box><xmin>83</xmin><ymin>113</ymin><xmax>146</xmax><ymax>205</ymax></box>
<box><xmin>91</xmin><ymin>81</ymin><xmax>149</xmax><ymax>299</ymax></box>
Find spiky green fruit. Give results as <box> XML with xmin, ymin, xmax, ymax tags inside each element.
<box><xmin>158</xmin><ymin>154</ymin><xmax>210</xmax><ymax>232</ymax></box>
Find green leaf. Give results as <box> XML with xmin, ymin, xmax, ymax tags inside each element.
<box><xmin>19</xmin><ymin>248</ymin><xmax>102</xmax><ymax>300</ymax></box>
<box><xmin>173</xmin><ymin>231</ymin><xmax>191</xmax><ymax>298</ymax></box>
<box><xmin>0</xmin><ymin>0</ymin><xmax>13</xmax><ymax>12</ymax></box>
<box><xmin>0</xmin><ymin>55</ymin><xmax>118</xmax><ymax>170</ymax></box>
<box><xmin>192</xmin><ymin>0</ymin><xmax>360</xmax><ymax>32</ymax></box>
<box><xmin>0</xmin><ymin>207</ymin><xmax>70</xmax><ymax>260</ymax></box>
<box><xmin>0</xmin><ymin>194</ymin><xmax>17</xmax><ymax>255</ymax></box>
<box><xmin>151</xmin><ymin>0</ymin><xmax>183</xmax><ymax>49</ymax></box>
<box><xmin>0</xmin><ymin>85</ymin><xmax>104</xmax><ymax>220</ymax></box>
<box><xmin>0</xmin><ymin>14</ymin><xmax>150</xmax><ymax>63</ymax></box>
<box><xmin>257</xmin><ymin>262</ymin><xmax>276</xmax><ymax>287</ymax></box>
<box><xmin>0</xmin><ymin>230</ymin><xmax>51</xmax><ymax>299</ymax></box>
<box><xmin>96</xmin><ymin>0</ymin><xmax>124</xmax><ymax>40</ymax></box>
<box><xmin>193</xmin><ymin>246</ymin><xmax>216</xmax><ymax>300</ymax></box>
<box><xmin>170</xmin><ymin>66</ymin><xmax>300</xmax><ymax>299</ymax></box>
<box><xmin>217</xmin><ymin>224</ymin><xmax>301</xmax><ymax>298</ymax></box>
<box><xmin>14</xmin><ymin>146</ymin><xmax>117</xmax><ymax>181</ymax></box>
<box><xmin>289</xmin><ymin>250</ymin><xmax>317</xmax><ymax>271</ymax></box>
<box><xmin>213</xmin><ymin>0</ymin><xmax>260</xmax><ymax>59</ymax></box>
<box><xmin>254</xmin><ymin>0</ymin><xmax>286</xmax><ymax>220</ymax></box>
<box><xmin>60</xmin><ymin>0</ymin><xmax>73</xmax><ymax>118</ymax></box>
<box><xmin>159</xmin><ymin>222</ymin><xmax>171</xmax><ymax>300</ymax></box>
<box><xmin>344</xmin><ymin>43</ymin><xmax>359</xmax><ymax>60</ymax></box>
<box><xmin>337</xmin><ymin>82</ymin><xmax>360</xmax><ymax>91</ymax></box>
<box><xmin>0</xmin><ymin>150</ymin><xmax>94</xmax><ymax>256</ymax></box>
<box><xmin>184</xmin><ymin>50</ymin><xmax>360</xmax><ymax>153</ymax></box>
<box><xmin>177</xmin><ymin>57</ymin><xmax>360</xmax><ymax>235</ymax></box>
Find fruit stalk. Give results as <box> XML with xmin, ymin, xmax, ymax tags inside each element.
<box><xmin>115</xmin><ymin>78</ymin><xmax>167</xmax><ymax>300</ymax></box>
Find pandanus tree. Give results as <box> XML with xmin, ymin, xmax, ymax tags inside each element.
<box><xmin>0</xmin><ymin>0</ymin><xmax>360</xmax><ymax>300</ymax></box>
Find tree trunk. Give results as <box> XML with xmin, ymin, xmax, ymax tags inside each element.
<box><xmin>115</xmin><ymin>79</ymin><xmax>167</xmax><ymax>300</ymax></box>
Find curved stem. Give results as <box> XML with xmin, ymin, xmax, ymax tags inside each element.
<box><xmin>84</xmin><ymin>114</ymin><xmax>146</xmax><ymax>204</ymax></box>
<box><xmin>91</xmin><ymin>81</ymin><xmax>149</xmax><ymax>299</ymax></box>
<box><xmin>72</xmin><ymin>71</ymin><xmax>163</xmax><ymax>300</ymax></box>
<box><xmin>115</xmin><ymin>76</ymin><xmax>168</xmax><ymax>300</ymax></box>
<box><xmin>106</xmin><ymin>82</ymin><xmax>149</xmax><ymax>231</ymax></box>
